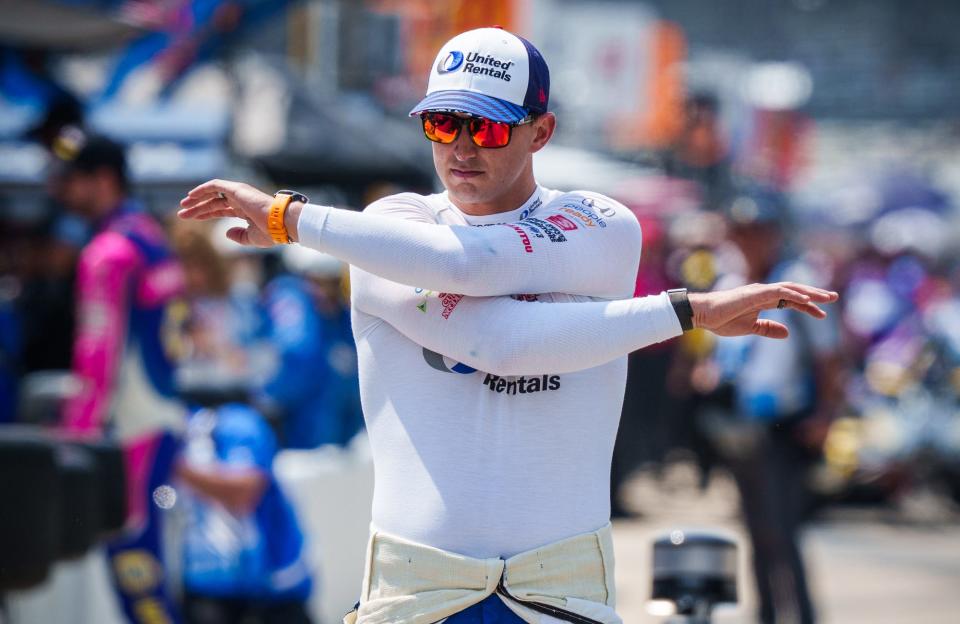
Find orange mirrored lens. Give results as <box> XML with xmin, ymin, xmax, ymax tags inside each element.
<box><xmin>469</xmin><ymin>118</ymin><xmax>511</xmax><ymax>147</ymax></box>
<box><xmin>421</xmin><ymin>113</ymin><xmax>514</xmax><ymax>148</ymax></box>
<box><xmin>422</xmin><ymin>114</ymin><xmax>460</xmax><ymax>144</ymax></box>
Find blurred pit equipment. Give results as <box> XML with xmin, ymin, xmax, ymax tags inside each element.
<box><xmin>650</xmin><ymin>530</ymin><xmax>738</xmax><ymax>623</ymax></box>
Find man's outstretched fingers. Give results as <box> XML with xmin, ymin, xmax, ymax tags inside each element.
<box><xmin>780</xmin><ymin>282</ymin><xmax>839</xmax><ymax>302</ymax></box>
<box><xmin>178</xmin><ymin>195</ymin><xmax>232</xmax><ymax>218</ymax></box>
<box><xmin>777</xmin><ymin>298</ymin><xmax>828</xmax><ymax>319</ymax></box>
<box><xmin>765</xmin><ymin>285</ymin><xmax>811</xmax><ymax>311</ymax></box>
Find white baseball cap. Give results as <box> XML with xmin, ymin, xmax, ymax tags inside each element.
<box><xmin>409</xmin><ymin>27</ymin><xmax>550</xmax><ymax>124</ymax></box>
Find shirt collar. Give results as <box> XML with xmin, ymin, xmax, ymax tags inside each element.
<box><xmin>445</xmin><ymin>186</ymin><xmax>544</xmax><ymax>226</ymax></box>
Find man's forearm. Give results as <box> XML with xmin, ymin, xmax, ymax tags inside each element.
<box><xmin>352</xmin><ymin>268</ymin><xmax>682</xmax><ymax>376</ymax></box>
<box><xmin>293</xmin><ymin>193</ymin><xmax>640</xmax><ymax>299</ymax></box>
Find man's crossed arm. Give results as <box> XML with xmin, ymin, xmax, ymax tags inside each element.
<box><xmin>178</xmin><ymin>179</ymin><xmax>838</xmax><ymax>348</ymax></box>
<box><xmin>180</xmin><ymin>181</ymin><xmax>641</xmax><ymax>299</ymax></box>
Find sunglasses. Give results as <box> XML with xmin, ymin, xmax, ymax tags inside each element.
<box><xmin>420</xmin><ymin>111</ymin><xmax>537</xmax><ymax>148</ymax></box>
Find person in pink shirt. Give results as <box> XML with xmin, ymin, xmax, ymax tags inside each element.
<box><xmin>55</xmin><ymin>131</ymin><xmax>188</xmax><ymax>622</ymax></box>
<box><xmin>56</xmin><ymin>132</ymin><xmax>186</xmax><ymax>442</ymax></box>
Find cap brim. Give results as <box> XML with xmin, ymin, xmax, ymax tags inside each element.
<box><xmin>409</xmin><ymin>90</ymin><xmax>528</xmax><ymax>123</ymax></box>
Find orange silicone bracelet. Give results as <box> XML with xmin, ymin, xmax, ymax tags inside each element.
<box><xmin>267</xmin><ymin>193</ymin><xmax>293</xmax><ymax>244</ymax></box>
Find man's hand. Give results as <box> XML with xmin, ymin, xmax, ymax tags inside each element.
<box><xmin>178</xmin><ymin>179</ymin><xmax>302</xmax><ymax>247</ymax></box>
<box><xmin>689</xmin><ymin>282</ymin><xmax>838</xmax><ymax>339</ymax></box>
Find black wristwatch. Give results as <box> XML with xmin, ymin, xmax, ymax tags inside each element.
<box><xmin>667</xmin><ymin>288</ymin><xmax>694</xmax><ymax>332</ymax></box>
<box><xmin>274</xmin><ymin>189</ymin><xmax>310</xmax><ymax>205</ymax></box>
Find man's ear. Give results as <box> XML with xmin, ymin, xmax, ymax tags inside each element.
<box><xmin>529</xmin><ymin>112</ymin><xmax>556</xmax><ymax>153</ymax></box>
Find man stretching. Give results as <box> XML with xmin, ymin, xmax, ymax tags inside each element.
<box><xmin>179</xmin><ymin>27</ymin><xmax>837</xmax><ymax>624</ymax></box>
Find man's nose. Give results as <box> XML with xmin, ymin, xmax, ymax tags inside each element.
<box><xmin>452</xmin><ymin>127</ymin><xmax>478</xmax><ymax>161</ymax></box>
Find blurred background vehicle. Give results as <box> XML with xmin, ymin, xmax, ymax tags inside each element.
<box><xmin>1</xmin><ymin>1</ymin><xmax>959</xmax><ymax>623</ymax></box>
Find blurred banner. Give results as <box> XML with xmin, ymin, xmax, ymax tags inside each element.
<box><xmin>370</xmin><ymin>0</ymin><xmax>515</xmax><ymax>90</ymax></box>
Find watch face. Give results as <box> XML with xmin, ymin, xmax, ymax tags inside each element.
<box><xmin>276</xmin><ymin>189</ymin><xmax>309</xmax><ymax>204</ymax></box>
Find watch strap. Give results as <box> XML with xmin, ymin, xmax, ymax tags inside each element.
<box><xmin>668</xmin><ymin>288</ymin><xmax>694</xmax><ymax>332</ymax></box>
<box><xmin>268</xmin><ymin>190</ymin><xmax>310</xmax><ymax>244</ymax></box>
<box><xmin>267</xmin><ymin>193</ymin><xmax>294</xmax><ymax>244</ymax></box>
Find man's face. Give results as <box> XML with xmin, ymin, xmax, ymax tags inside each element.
<box><xmin>730</xmin><ymin>222</ymin><xmax>782</xmax><ymax>272</ymax></box>
<box><xmin>60</xmin><ymin>170</ymin><xmax>100</xmax><ymax>219</ymax></box>
<box><xmin>430</xmin><ymin>113</ymin><xmax>552</xmax><ymax>206</ymax></box>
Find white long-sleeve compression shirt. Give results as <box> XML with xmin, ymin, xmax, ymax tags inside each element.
<box><xmin>303</xmin><ymin>186</ymin><xmax>682</xmax><ymax>559</ymax></box>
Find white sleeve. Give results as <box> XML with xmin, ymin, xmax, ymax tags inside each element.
<box><xmin>351</xmin><ymin>266</ymin><xmax>682</xmax><ymax>376</ymax></box>
<box><xmin>297</xmin><ymin>191</ymin><xmax>640</xmax><ymax>299</ymax></box>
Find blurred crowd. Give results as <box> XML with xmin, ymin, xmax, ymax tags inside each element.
<box><xmin>0</xmin><ymin>124</ymin><xmax>365</xmax><ymax>622</ymax></box>
<box><xmin>609</xmin><ymin>92</ymin><xmax>960</xmax><ymax>623</ymax></box>
<box><xmin>613</xmin><ymin>92</ymin><xmax>960</xmax><ymax>517</ymax></box>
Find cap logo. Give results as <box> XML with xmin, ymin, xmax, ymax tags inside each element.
<box><xmin>437</xmin><ymin>50</ymin><xmax>465</xmax><ymax>74</ymax></box>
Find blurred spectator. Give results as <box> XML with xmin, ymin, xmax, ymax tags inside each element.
<box><xmin>56</xmin><ymin>131</ymin><xmax>187</xmax><ymax>440</ymax></box>
<box><xmin>663</xmin><ymin>92</ymin><xmax>733</xmax><ymax>211</ymax></box>
<box><xmin>259</xmin><ymin>245</ymin><xmax>363</xmax><ymax>449</ymax></box>
<box><xmin>15</xmin><ymin>214</ymin><xmax>88</xmax><ymax>377</ymax></box>
<box><xmin>178</xmin><ymin>402</ymin><xmax>313</xmax><ymax>624</ymax></box>
<box><xmin>698</xmin><ymin>187</ymin><xmax>843</xmax><ymax>624</ymax></box>
<box><xmin>173</xmin><ymin>222</ymin><xmax>363</xmax><ymax>449</ymax></box>
<box><xmin>171</xmin><ymin>223</ymin><xmax>316</xmax><ymax>621</ymax></box>
<box><xmin>173</xmin><ymin>221</ymin><xmax>261</xmax><ymax>392</ymax></box>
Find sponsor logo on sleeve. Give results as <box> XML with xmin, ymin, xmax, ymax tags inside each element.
<box><xmin>422</xmin><ymin>347</ymin><xmax>477</xmax><ymax>374</ymax></box>
<box><xmin>439</xmin><ymin>292</ymin><xmax>464</xmax><ymax>319</ymax></box>
<box><xmin>414</xmin><ymin>287</ymin><xmax>431</xmax><ymax>312</ymax></box>
<box><xmin>525</xmin><ymin>217</ymin><xmax>568</xmax><ymax>243</ymax></box>
<box><xmin>587</xmin><ymin>197</ymin><xmax>617</xmax><ymax>217</ymax></box>
<box><xmin>545</xmin><ymin>214</ymin><xmax>579</xmax><ymax>231</ymax></box>
<box><xmin>414</xmin><ymin>288</ymin><xmax>463</xmax><ymax>318</ymax></box>
<box><xmin>559</xmin><ymin>204</ymin><xmax>606</xmax><ymax>228</ymax></box>
<box><xmin>503</xmin><ymin>223</ymin><xmax>534</xmax><ymax>252</ymax></box>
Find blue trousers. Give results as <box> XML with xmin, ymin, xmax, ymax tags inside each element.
<box><xmin>442</xmin><ymin>594</ymin><xmax>526</xmax><ymax>623</ymax></box>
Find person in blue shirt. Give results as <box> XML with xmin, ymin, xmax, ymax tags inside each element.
<box><xmin>177</xmin><ymin>402</ymin><xmax>313</xmax><ymax>624</ymax></box>
<box><xmin>705</xmin><ymin>188</ymin><xmax>843</xmax><ymax>624</ymax></box>
<box><xmin>258</xmin><ymin>245</ymin><xmax>363</xmax><ymax>450</ymax></box>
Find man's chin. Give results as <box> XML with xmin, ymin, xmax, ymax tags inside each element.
<box><xmin>446</xmin><ymin>183</ymin><xmax>487</xmax><ymax>204</ymax></box>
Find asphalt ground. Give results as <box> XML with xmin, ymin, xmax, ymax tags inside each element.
<box><xmin>610</xmin><ymin>462</ymin><xmax>960</xmax><ymax>624</ymax></box>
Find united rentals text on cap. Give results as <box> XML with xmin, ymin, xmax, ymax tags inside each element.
<box><xmin>464</xmin><ymin>52</ymin><xmax>514</xmax><ymax>81</ymax></box>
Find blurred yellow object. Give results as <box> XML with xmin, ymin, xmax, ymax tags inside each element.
<box><xmin>340</xmin><ymin>263</ymin><xmax>352</xmax><ymax>302</ymax></box>
<box><xmin>681</xmin><ymin>328</ymin><xmax>716</xmax><ymax>357</ymax></box>
<box><xmin>823</xmin><ymin>417</ymin><xmax>861</xmax><ymax>477</ymax></box>
<box><xmin>680</xmin><ymin>249</ymin><xmax>717</xmax><ymax>290</ymax></box>
<box><xmin>161</xmin><ymin>299</ymin><xmax>191</xmax><ymax>362</ymax></box>
<box><xmin>112</xmin><ymin>549</ymin><xmax>163</xmax><ymax>595</ymax></box>
<box><xmin>864</xmin><ymin>360</ymin><xmax>912</xmax><ymax>397</ymax></box>
<box><xmin>52</xmin><ymin>127</ymin><xmax>84</xmax><ymax>161</ymax></box>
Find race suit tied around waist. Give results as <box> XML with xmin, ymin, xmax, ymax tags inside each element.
<box><xmin>344</xmin><ymin>523</ymin><xmax>620</xmax><ymax>624</ymax></box>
